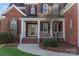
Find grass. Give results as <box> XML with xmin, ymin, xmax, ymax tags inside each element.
<box><xmin>0</xmin><ymin>46</ymin><xmax>36</xmax><ymax>56</ymax></box>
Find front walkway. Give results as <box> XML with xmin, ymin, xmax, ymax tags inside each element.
<box><xmin>17</xmin><ymin>44</ymin><xmax>78</xmax><ymax>56</ymax></box>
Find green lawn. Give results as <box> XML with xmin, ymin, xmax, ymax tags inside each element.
<box><xmin>0</xmin><ymin>47</ymin><xmax>36</xmax><ymax>56</ymax></box>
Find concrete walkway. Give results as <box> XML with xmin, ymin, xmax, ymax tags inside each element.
<box><xmin>17</xmin><ymin>44</ymin><xmax>78</xmax><ymax>56</ymax></box>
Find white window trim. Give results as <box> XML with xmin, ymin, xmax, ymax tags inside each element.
<box><xmin>10</xmin><ymin>18</ymin><xmax>17</xmax><ymax>32</ymax></box>
<box><xmin>31</xmin><ymin>5</ymin><xmax>35</xmax><ymax>14</ymax></box>
<box><xmin>43</xmin><ymin>4</ymin><xmax>48</xmax><ymax>14</ymax></box>
<box><xmin>53</xmin><ymin>4</ymin><xmax>59</xmax><ymax>16</ymax></box>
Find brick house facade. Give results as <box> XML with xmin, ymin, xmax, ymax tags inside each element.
<box><xmin>0</xmin><ymin>3</ymin><xmax>79</xmax><ymax>47</ymax></box>
<box><xmin>60</xmin><ymin>3</ymin><xmax>79</xmax><ymax>47</ymax></box>
<box><xmin>64</xmin><ymin>4</ymin><xmax>78</xmax><ymax>46</ymax></box>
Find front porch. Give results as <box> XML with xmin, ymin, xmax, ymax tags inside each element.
<box><xmin>20</xmin><ymin>18</ymin><xmax>65</xmax><ymax>44</ymax></box>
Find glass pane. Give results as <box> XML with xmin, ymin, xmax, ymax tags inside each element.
<box><xmin>28</xmin><ymin>24</ymin><xmax>37</xmax><ymax>36</ymax></box>
<box><xmin>43</xmin><ymin>23</ymin><xmax>48</xmax><ymax>32</ymax></box>
<box><xmin>10</xmin><ymin>18</ymin><xmax>17</xmax><ymax>34</ymax></box>
<box><xmin>43</xmin><ymin>4</ymin><xmax>48</xmax><ymax>13</ymax></box>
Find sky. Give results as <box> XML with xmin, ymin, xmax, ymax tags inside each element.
<box><xmin>0</xmin><ymin>3</ymin><xmax>10</xmax><ymax>15</ymax></box>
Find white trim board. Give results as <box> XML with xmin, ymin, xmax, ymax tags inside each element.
<box><xmin>0</xmin><ymin>16</ymin><xmax>5</xmax><ymax>20</ymax></box>
<box><xmin>2</xmin><ymin>4</ymin><xmax>27</xmax><ymax>16</ymax></box>
<box><xmin>18</xmin><ymin>7</ymin><xmax>26</xmax><ymax>9</ymax></box>
<box><xmin>77</xmin><ymin>4</ymin><xmax>79</xmax><ymax>47</ymax></box>
<box><xmin>60</xmin><ymin>3</ymin><xmax>75</xmax><ymax>15</ymax></box>
<box><xmin>20</xmin><ymin>18</ymin><xmax>65</xmax><ymax>21</ymax></box>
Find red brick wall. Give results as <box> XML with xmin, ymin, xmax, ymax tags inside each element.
<box><xmin>1</xmin><ymin>7</ymin><xmax>23</xmax><ymax>35</ymax></box>
<box><xmin>64</xmin><ymin>4</ymin><xmax>78</xmax><ymax>46</ymax></box>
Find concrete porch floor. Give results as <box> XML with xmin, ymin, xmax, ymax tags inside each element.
<box><xmin>17</xmin><ymin>44</ymin><xmax>78</xmax><ymax>56</ymax></box>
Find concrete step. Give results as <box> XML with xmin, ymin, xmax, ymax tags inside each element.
<box><xmin>22</xmin><ymin>38</ymin><xmax>38</xmax><ymax>44</ymax></box>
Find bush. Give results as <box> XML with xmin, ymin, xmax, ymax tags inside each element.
<box><xmin>0</xmin><ymin>32</ymin><xmax>16</xmax><ymax>43</ymax></box>
<box><xmin>43</xmin><ymin>38</ymin><xmax>58</xmax><ymax>47</ymax></box>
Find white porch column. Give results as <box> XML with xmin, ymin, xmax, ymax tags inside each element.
<box><xmin>24</xmin><ymin>21</ymin><xmax>26</xmax><ymax>37</ymax></box>
<box><xmin>20</xmin><ymin>19</ymin><xmax>26</xmax><ymax>44</ymax></box>
<box><xmin>63</xmin><ymin>19</ymin><xmax>65</xmax><ymax>41</ymax></box>
<box><xmin>38</xmin><ymin>20</ymin><xmax>40</xmax><ymax>43</ymax></box>
<box><xmin>50</xmin><ymin>20</ymin><xmax>53</xmax><ymax>37</ymax></box>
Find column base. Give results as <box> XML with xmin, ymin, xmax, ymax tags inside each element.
<box><xmin>20</xmin><ymin>33</ymin><xmax>26</xmax><ymax>44</ymax></box>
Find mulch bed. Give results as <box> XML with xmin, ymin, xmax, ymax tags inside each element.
<box><xmin>39</xmin><ymin>43</ymin><xmax>79</xmax><ymax>54</ymax></box>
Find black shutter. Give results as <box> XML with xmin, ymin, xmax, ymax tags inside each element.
<box><xmin>17</xmin><ymin>21</ymin><xmax>19</xmax><ymax>34</ymax></box>
<box><xmin>8</xmin><ymin>21</ymin><xmax>11</xmax><ymax>31</ymax></box>
<box><xmin>40</xmin><ymin>23</ymin><xmax>43</xmax><ymax>31</ymax></box>
<box><xmin>48</xmin><ymin>22</ymin><xmax>50</xmax><ymax>33</ymax></box>
<box><xmin>40</xmin><ymin>4</ymin><xmax>43</xmax><ymax>13</ymax></box>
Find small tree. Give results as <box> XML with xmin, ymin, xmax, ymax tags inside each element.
<box><xmin>47</xmin><ymin>3</ymin><xmax>59</xmax><ymax>42</ymax></box>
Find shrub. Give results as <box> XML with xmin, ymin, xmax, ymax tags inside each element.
<box><xmin>0</xmin><ymin>32</ymin><xmax>16</xmax><ymax>43</ymax></box>
<box><xmin>43</xmin><ymin>38</ymin><xmax>58</xmax><ymax>47</ymax></box>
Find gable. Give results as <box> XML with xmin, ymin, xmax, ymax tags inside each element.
<box><xmin>5</xmin><ymin>7</ymin><xmax>24</xmax><ymax>16</ymax></box>
<box><xmin>2</xmin><ymin>4</ymin><xmax>27</xmax><ymax>16</ymax></box>
<box><xmin>60</xmin><ymin>3</ymin><xmax>75</xmax><ymax>15</ymax></box>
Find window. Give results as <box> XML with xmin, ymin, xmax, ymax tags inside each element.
<box><xmin>31</xmin><ymin>5</ymin><xmax>35</xmax><ymax>14</ymax></box>
<box><xmin>53</xmin><ymin>23</ymin><xmax>58</xmax><ymax>32</ymax></box>
<box><xmin>43</xmin><ymin>4</ymin><xmax>48</xmax><ymax>14</ymax></box>
<box><xmin>58</xmin><ymin>22</ymin><xmax>62</xmax><ymax>31</ymax></box>
<box><xmin>43</xmin><ymin>23</ymin><xmax>48</xmax><ymax>33</ymax></box>
<box><xmin>53</xmin><ymin>4</ymin><xmax>59</xmax><ymax>16</ymax></box>
<box><xmin>10</xmin><ymin>18</ymin><xmax>17</xmax><ymax>34</ymax></box>
<box><xmin>70</xmin><ymin>18</ymin><xmax>73</xmax><ymax>36</ymax></box>
<box><xmin>28</xmin><ymin>24</ymin><xmax>37</xmax><ymax>36</ymax></box>
<box><xmin>53</xmin><ymin>21</ymin><xmax>62</xmax><ymax>32</ymax></box>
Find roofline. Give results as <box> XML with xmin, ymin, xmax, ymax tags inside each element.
<box><xmin>59</xmin><ymin>3</ymin><xmax>75</xmax><ymax>15</ymax></box>
<box><xmin>2</xmin><ymin>4</ymin><xmax>27</xmax><ymax>16</ymax></box>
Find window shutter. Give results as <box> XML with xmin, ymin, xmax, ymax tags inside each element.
<box><xmin>35</xmin><ymin>5</ymin><xmax>37</xmax><ymax>15</ymax></box>
<box><xmin>8</xmin><ymin>21</ymin><xmax>11</xmax><ymax>31</ymax></box>
<box><xmin>17</xmin><ymin>21</ymin><xmax>19</xmax><ymax>34</ymax></box>
<box><xmin>43</xmin><ymin>4</ymin><xmax>48</xmax><ymax>13</ymax></box>
<box><xmin>40</xmin><ymin>23</ymin><xmax>43</xmax><ymax>31</ymax></box>
<box><xmin>40</xmin><ymin>4</ymin><xmax>43</xmax><ymax>13</ymax></box>
<box><xmin>29</xmin><ymin>6</ymin><xmax>31</xmax><ymax>16</ymax></box>
<box><xmin>31</xmin><ymin>5</ymin><xmax>35</xmax><ymax>15</ymax></box>
<box><xmin>48</xmin><ymin>22</ymin><xmax>50</xmax><ymax>33</ymax></box>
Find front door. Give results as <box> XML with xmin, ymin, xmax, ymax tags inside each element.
<box><xmin>28</xmin><ymin>24</ymin><xmax>37</xmax><ymax>37</ymax></box>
